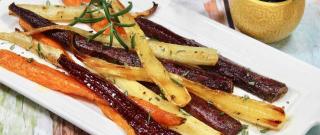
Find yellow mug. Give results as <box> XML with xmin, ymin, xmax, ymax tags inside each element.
<box><xmin>230</xmin><ymin>0</ymin><xmax>305</xmax><ymax>43</ymax></box>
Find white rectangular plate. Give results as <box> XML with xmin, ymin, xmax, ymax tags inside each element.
<box><xmin>0</xmin><ymin>0</ymin><xmax>319</xmax><ymax>134</ymax></box>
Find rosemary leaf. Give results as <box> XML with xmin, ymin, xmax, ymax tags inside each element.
<box><xmin>130</xmin><ymin>34</ymin><xmax>136</xmax><ymax>49</ymax></box>
<box><xmin>113</xmin><ymin>29</ymin><xmax>129</xmax><ymax>50</ymax></box>
<box><xmin>75</xmin><ymin>16</ymin><xmax>105</xmax><ymax>23</ymax></box>
<box><xmin>109</xmin><ymin>29</ymin><xmax>114</xmax><ymax>47</ymax></box>
<box><xmin>111</xmin><ymin>2</ymin><xmax>133</xmax><ymax>17</ymax></box>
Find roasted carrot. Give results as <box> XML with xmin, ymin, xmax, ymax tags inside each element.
<box><xmin>63</xmin><ymin>0</ymin><xmax>90</xmax><ymax>7</ymax></box>
<box><xmin>0</xmin><ymin>50</ymin><xmax>135</xmax><ymax>134</ymax></box>
<box><xmin>0</xmin><ymin>50</ymin><xmax>97</xmax><ymax>102</ymax></box>
<box><xmin>129</xmin><ymin>96</ymin><xmax>185</xmax><ymax>126</ymax></box>
<box><xmin>96</xmin><ymin>102</ymin><xmax>136</xmax><ymax>135</ymax></box>
<box><xmin>91</xmin><ymin>19</ymin><xmax>127</xmax><ymax>36</ymax></box>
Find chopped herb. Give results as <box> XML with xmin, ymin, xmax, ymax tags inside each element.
<box><xmin>27</xmin><ymin>45</ymin><xmax>33</xmax><ymax>51</ymax></box>
<box><xmin>26</xmin><ymin>58</ymin><xmax>34</xmax><ymax>63</ymax></box>
<box><xmin>169</xmin><ymin>50</ymin><xmax>172</xmax><ymax>56</ymax></box>
<box><xmin>148</xmin><ymin>98</ymin><xmax>152</xmax><ymax>101</ymax></box>
<box><xmin>241</xmin><ymin>95</ymin><xmax>250</xmax><ymax>102</ymax></box>
<box><xmin>181</xmin><ymin>71</ymin><xmax>190</xmax><ymax>77</ymax></box>
<box><xmin>260</xmin><ymin>128</ymin><xmax>270</xmax><ymax>133</ymax></box>
<box><xmin>159</xmin><ymin>88</ymin><xmax>166</xmax><ymax>100</ymax></box>
<box><xmin>219</xmin><ymin>112</ymin><xmax>225</xmax><ymax>116</ymax></box>
<box><xmin>179</xmin><ymin>108</ymin><xmax>189</xmax><ymax>116</ymax></box>
<box><xmin>155</xmin><ymin>97</ymin><xmax>160</xmax><ymax>101</ymax></box>
<box><xmin>240</xmin><ymin>124</ymin><xmax>249</xmax><ymax>135</ymax></box>
<box><xmin>176</xmin><ymin>50</ymin><xmax>186</xmax><ymax>54</ymax></box>
<box><xmin>130</xmin><ymin>34</ymin><xmax>136</xmax><ymax>49</ymax></box>
<box><xmin>37</xmin><ymin>44</ymin><xmax>45</xmax><ymax>59</ymax></box>
<box><xmin>170</xmin><ymin>78</ymin><xmax>183</xmax><ymax>87</ymax></box>
<box><xmin>110</xmin><ymin>78</ymin><xmax>116</xmax><ymax>84</ymax></box>
<box><xmin>142</xmin><ymin>91</ymin><xmax>146</xmax><ymax>95</ymax></box>
<box><xmin>9</xmin><ymin>44</ymin><xmax>15</xmax><ymax>50</ymax></box>
<box><xmin>194</xmin><ymin>51</ymin><xmax>198</xmax><ymax>53</ymax></box>
<box><xmin>124</xmin><ymin>91</ymin><xmax>128</xmax><ymax>96</ymax></box>
<box><xmin>147</xmin><ymin>112</ymin><xmax>151</xmax><ymax>124</ymax></box>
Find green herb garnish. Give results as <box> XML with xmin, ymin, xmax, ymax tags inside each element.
<box><xmin>130</xmin><ymin>34</ymin><xmax>136</xmax><ymax>49</ymax></box>
<box><xmin>124</xmin><ymin>91</ymin><xmax>128</xmax><ymax>96</ymax></box>
<box><xmin>260</xmin><ymin>128</ymin><xmax>270</xmax><ymax>133</ymax></box>
<box><xmin>181</xmin><ymin>71</ymin><xmax>190</xmax><ymax>77</ymax></box>
<box><xmin>170</xmin><ymin>78</ymin><xmax>183</xmax><ymax>87</ymax></box>
<box><xmin>147</xmin><ymin>112</ymin><xmax>151</xmax><ymax>124</ymax></box>
<box><xmin>69</xmin><ymin>0</ymin><xmax>135</xmax><ymax>50</ymax></box>
<box><xmin>159</xmin><ymin>88</ymin><xmax>166</xmax><ymax>100</ymax></box>
<box><xmin>179</xmin><ymin>108</ymin><xmax>189</xmax><ymax>116</ymax></box>
<box><xmin>9</xmin><ymin>44</ymin><xmax>15</xmax><ymax>50</ymax></box>
<box><xmin>37</xmin><ymin>44</ymin><xmax>45</xmax><ymax>59</ymax></box>
<box><xmin>240</xmin><ymin>124</ymin><xmax>249</xmax><ymax>135</ymax></box>
<box><xmin>241</xmin><ymin>95</ymin><xmax>250</xmax><ymax>102</ymax></box>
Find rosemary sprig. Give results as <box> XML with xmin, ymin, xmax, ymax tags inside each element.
<box><xmin>69</xmin><ymin>0</ymin><xmax>134</xmax><ymax>50</ymax></box>
<box><xmin>74</xmin><ymin>16</ymin><xmax>105</xmax><ymax>23</ymax></box>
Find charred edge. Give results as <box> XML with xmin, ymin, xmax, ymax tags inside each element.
<box><xmin>136</xmin><ymin>17</ymin><xmax>289</xmax><ymax>102</ymax></box>
<box><xmin>135</xmin><ymin>17</ymin><xmax>203</xmax><ymax>47</ymax></box>
<box><xmin>57</xmin><ymin>55</ymin><xmax>179</xmax><ymax>135</ymax></box>
<box><xmin>211</xmin><ymin>56</ymin><xmax>289</xmax><ymax>102</ymax></box>
<box><xmin>264</xmin><ymin>119</ymin><xmax>283</xmax><ymax>127</ymax></box>
<box><xmin>270</xmin><ymin>105</ymin><xmax>285</xmax><ymax>115</ymax></box>
<box><xmin>140</xmin><ymin>81</ymin><xmax>242</xmax><ymax>135</ymax></box>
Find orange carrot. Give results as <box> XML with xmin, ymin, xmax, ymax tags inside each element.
<box><xmin>129</xmin><ymin>96</ymin><xmax>185</xmax><ymax>126</ymax></box>
<box><xmin>91</xmin><ymin>19</ymin><xmax>127</xmax><ymax>36</ymax></box>
<box><xmin>0</xmin><ymin>50</ymin><xmax>97</xmax><ymax>102</ymax></box>
<box><xmin>0</xmin><ymin>50</ymin><xmax>135</xmax><ymax>134</ymax></box>
<box><xmin>96</xmin><ymin>102</ymin><xmax>136</xmax><ymax>135</ymax></box>
<box><xmin>63</xmin><ymin>0</ymin><xmax>90</xmax><ymax>7</ymax></box>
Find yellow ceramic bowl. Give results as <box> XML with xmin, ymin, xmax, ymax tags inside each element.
<box><xmin>230</xmin><ymin>0</ymin><xmax>305</xmax><ymax>43</ymax></box>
